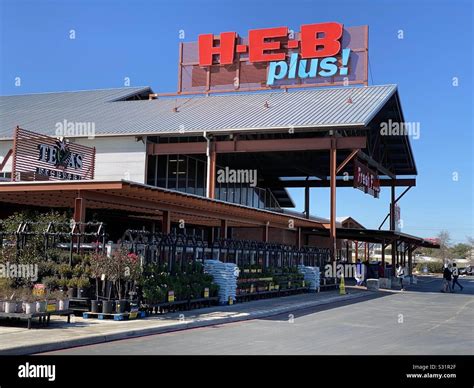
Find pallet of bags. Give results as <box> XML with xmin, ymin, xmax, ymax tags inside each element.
<box><xmin>204</xmin><ymin>260</ymin><xmax>238</xmax><ymax>304</ymax></box>
<box><xmin>298</xmin><ymin>265</ymin><xmax>321</xmax><ymax>291</ymax></box>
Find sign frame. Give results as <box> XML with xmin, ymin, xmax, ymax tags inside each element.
<box><xmin>11</xmin><ymin>127</ymin><xmax>96</xmax><ymax>182</ymax></box>
<box><xmin>177</xmin><ymin>24</ymin><xmax>368</xmax><ymax>95</ymax></box>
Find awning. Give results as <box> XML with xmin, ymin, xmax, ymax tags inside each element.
<box><xmin>306</xmin><ymin>227</ymin><xmax>440</xmax><ymax>249</ymax></box>
<box><xmin>0</xmin><ymin>179</ymin><xmax>328</xmax><ymax>230</ymax></box>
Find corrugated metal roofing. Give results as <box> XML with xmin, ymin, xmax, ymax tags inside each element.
<box><xmin>0</xmin><ymin>85</ymin><xmax>398</xmax><ymax>139</ymax></box>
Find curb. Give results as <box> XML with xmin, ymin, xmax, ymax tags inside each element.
<box><xmin>1</xmin><ymin>291</ymin><xmax>371</xmax><ymax>355</ymax></box>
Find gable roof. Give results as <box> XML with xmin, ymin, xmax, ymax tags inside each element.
<box><xmin>0</xmin><ymin>84</ymin><xmax>398</xmax><ymax>139</ymax></box>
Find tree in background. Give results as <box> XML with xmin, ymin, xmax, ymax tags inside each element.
<box><xmin>450</xmin><ymin>243</ymin><xmax>471</xmax><ymax>260</ymax></box>
<box><xmin>467</xmin><ymin>237</ymin><xmax>474</xmax><ymax>265</ymax></box>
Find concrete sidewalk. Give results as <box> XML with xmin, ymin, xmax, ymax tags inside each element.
<box><xmin>0</xmin><ymin>288</ymin><xmax>372</xmax><ymax>355</ymax></box>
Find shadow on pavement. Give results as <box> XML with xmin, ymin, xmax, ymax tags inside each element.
<box><xmin>405</xmin><ymin>275</ymin><xmax>474</xmax><ymax>295</ymax></box>
<box><xmin>260</xmin><ymin>291</ymin><xmax>391</xmax><ymax>321</ymax></box>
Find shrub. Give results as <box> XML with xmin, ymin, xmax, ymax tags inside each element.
<box><xmin>416</xmin><ymin>261</ymin><xmax>444</xmax><ymax>273</ymax></box>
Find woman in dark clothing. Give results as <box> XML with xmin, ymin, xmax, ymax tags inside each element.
<box><xmin>442</xmin><ymin>264</ymin><xmax>452</xmax><ymax>293</ymax></box>
<box><xmin>451</xmin><ymin>263</ymin><xmax>464</xmax><ymax>291</ymax></box>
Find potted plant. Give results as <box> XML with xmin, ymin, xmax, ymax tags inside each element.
<box><xmin>55</xmin><ymin>290</ymin><xmax>70</xmax><ymax>311</ymax></box>
<box><xmin>67</xmin><ymin>278</ymin><xmax>77</xmax><ymax>299</ymax></box>
<box><xmin>58</xmin><ymin>278</ymin><xmax>69</xmax><ymax>293</ymax></box>
<box><xmin>0</xmin><ymin>280</ymin><xmax>12</xmax><ymax>313</ymax></box>
<box><xmin>35</xmin><ymin>296</ymin><xmax>47</xmax><ymax>313</ymax></box>
<box><xmin>46</xmin><ymin>291</ymin><xmax>57</xmax><ymax>312</ymax></box>
<box><xmin>110</xmin><ymin>248</ymin><xmax>129</xmax><ymax>313</ymax></box>
<box><xmin>22</xmin><ymin>290</ymin><xmax>37</xmax><ymax>314</ymax></box>
<box><xmin>4</xmin><ymin>287</ymin><xmax>19</xmax><ymax>313</ymax></box>
<box><xmin>76</xmin><ymin>276</ymin><xmax>90</xmax><ymax>298</ymax></box>
<box><xmin>42</xmin><ymin>276</ymin><xmax>58</xmax><ymax>292</ymax></box>
<box><xmin>89</xmin><ymin>252</ymin><xmax>106</xmax><ymax>313</ymax></box>
<box><xmin>58</xmin><ymin>263</ymin><xmax>72</xmax><ymax>281</ymax></box>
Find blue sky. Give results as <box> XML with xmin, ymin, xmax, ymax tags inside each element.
<box><xmin>0</xmin><ymin>0</ymin><xmax>472</xmax><ymax>243</ymax></box>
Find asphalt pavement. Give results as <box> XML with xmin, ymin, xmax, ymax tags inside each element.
<box><xmin>43</xmin><ymin>275</ymin><xmax>474</xmax><ymax>355</ymax></box>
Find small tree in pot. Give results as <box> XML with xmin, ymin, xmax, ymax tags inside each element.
<box><xmin>76</xmin><ymin>277</ymin><xmax>90</xmax><ymax>298</ymax></box>
<box><xmin>89</xmin><ymin>252</ymin><xmax>106</xmax><ymax>313</ymax></box>
<box><xmin>110</xmin><ymin>248</ymin><xmax>131</xmax><ymax>313</ymax></box>
<box><xmin>22</xmin><ymin>289</ymin><xmax>37</xmax><ymax>314</ymax></box>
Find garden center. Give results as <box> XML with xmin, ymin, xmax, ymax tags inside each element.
<box><xmin>0</xmin><ymin>22</ymin><xmax>439</xmax><ymax>324</ymax></box>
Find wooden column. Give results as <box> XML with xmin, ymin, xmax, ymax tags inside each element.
<box><xmin>208</xmin><ymin>145</ymin><xmax>216</xmax><ymax>199</ymax></box>
<box><xmin>262</xmin><ymin>222</ymin><xmax>269</xmax><ymax>243</ymax></box>
<box><xmin>355</xmin><ymin>240</ymin><xmax>359</xmax><ymax>262</ymax></box>
<box><xmin>296</xmin><ymin>227</ymin><xmax>302</xmax><ymax>248</ymax></box>
<box><xmin>220</xmin><ymin>219</ymin><xmax>228</xmax><ymax>239</ymax></box>
<box><xmin>390</xmin><ymin>185</ymin><xmax>396</xmax><ymax>276</ymax></box>
<box><xmin>162</xmin><ymin>210</ymin><xmax>171</xmax><ymax>234</ymax></box>
<box><xmin>73</xmin><ymin>196</ymin><xmax>86</xmax><ymax>223</ymax></box>
<box><xmin>408</xmin><ymin>246</ymin><xmax>413</xmax><ymax>276</ymax></box>
<box><xmin>329</xmin><ymin>138</ymin><xmax>337</xmax><ymax>261</ymax></box>
<box><xmin>381</xmin><ymin>241</ymin><xmax>386</xmax><ymax>268</ymax></box>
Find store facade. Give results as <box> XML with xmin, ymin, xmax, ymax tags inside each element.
<box><xmin>0</xmin><ymin>22</ymin><xmax>439</xmax><ymax>276</ymax></box>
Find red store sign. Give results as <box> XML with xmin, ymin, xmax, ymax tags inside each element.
<box><xmin>178</xmin><ymin>22</ymin><xmax>368</xmax><ymax>93</ymax></box>
<box><xmin>353</xmin><ymin>160</ymin><xmax>380</xmax><ymax>198</ymax></box>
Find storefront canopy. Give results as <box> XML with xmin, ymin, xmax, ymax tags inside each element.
<box><xmin>0</xmin><ymin>180</ymin><xmax>328</xmax><ymax>230</ymax></box>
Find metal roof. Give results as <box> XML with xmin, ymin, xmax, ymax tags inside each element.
<box><xmin>0</xmin><ymin>85</ymin><xmax>398</xmax><ymax>139</ymax></box>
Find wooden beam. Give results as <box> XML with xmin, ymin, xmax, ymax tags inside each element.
<box><xmin>275</xmin><ymin>178</ymin><xmax>416</xmax><ymax>188</ymax></box>
<box><xmin>0</xmin><ymin>181</ymin><xmax>124</xmax><ymax>192</ymax></box>
<box><xmin>357</xmin><ymin>150</ymin><xmax>395</xmax><ymax>178</ymax></box>
<box><xmin>149</xmin><ymin>136</ymin><xmax>367</xmax><ymax>155</ymax></box>
<box><xmin>336</xmin><ymin>149</ymin><xmax>359</xmax><ymax>174</ymax></box>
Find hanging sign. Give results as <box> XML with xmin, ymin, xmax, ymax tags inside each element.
<box><xmin>353</xmin><ymin>159</ymin><xmax>380</xmax><ymax>198</ymax></box>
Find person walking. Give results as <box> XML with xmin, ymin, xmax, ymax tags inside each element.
<box><xmin>451</xmin><ymin>263</ymin><xmax>464</xmax><ymax>291</ymax></box>
<box><xmin>396</xmin><ymin>264</ymin><xmax>405</xmax><ymax>291</ymax></box>
<box><xmin>441</xmin><ymin>264</ymin><xmax>452</xmax><ymax>293</ymax></box>
<box><xmin>355</xmin><ymin>259</ymin><xmax>364</xmax><ymax>286</ymax></box>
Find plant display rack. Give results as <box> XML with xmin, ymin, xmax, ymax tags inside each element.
<box><xmin>0</xmin><ymin>309</ymin><xmax>73</xmax><ymax>329</ymax></box>
<box><xmin>82</xmin><ymin>310</ymin><xmax>146</xmax><ymax>321</ymax></box>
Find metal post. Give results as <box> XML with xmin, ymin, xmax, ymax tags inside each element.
<box><xmin>390</xmin><ymin>185</ymin><xmax>396</xmax><ymax>276</ymax></box>
<box><xmin>304</xmin><ymin>184</ymin><xmax>310</xmax><ymax>219</ymax></box>
<box><xmin>408</xmin><ymin>246</ymin><xmax>413</xmax><ymax>276</ymax></box>
<box><xmin>381</xmin><ymin>241</ymin><xmax>385</xmax><ymax>268</ymax></box>
<box><xmin>329</xmin><ymin>138</ymin><xmax>337</xmax><ymax>261</ymax></box>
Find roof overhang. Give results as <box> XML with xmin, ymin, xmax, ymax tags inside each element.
<box><xmin>0</xmin><ymin>180</ymin><xmax>327</xmax><ymax>230</ymax></box>
<box><xmin>305</xmin><ymin>227</ymin><xmax>440</xmax><ymax>249</ymax></box>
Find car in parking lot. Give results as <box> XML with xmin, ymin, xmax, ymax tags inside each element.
<box><xmin>460</xmin><ymin>265</ymin><xmax>474</xmax><ymax>276</ymax></box>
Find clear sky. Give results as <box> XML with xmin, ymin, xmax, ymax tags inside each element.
<box><xmin>0</xmin><ymin>0</ymin><xmax>472</xmax><ymax>243</ymax></box>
